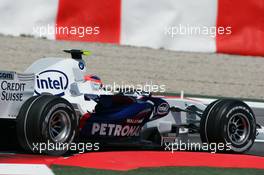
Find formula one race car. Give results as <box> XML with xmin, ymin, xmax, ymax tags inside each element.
<box><xmin>0</xmin><ymin>50</ymin><xmax>262</xmax><ymax>155</ymax></box>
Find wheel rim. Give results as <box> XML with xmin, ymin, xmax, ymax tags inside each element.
<box><xmin>227</xmin><ymin>113</ymin><xmax>250</xmax><ymax>145</ymax></box>
<box><xmin>48</xmin><ymin>110</ymin><xmax>71</xmax><ymax>142</ymax></box>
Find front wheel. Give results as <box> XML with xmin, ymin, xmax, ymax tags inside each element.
<box><xmin>200</xmin><ymin>99</ymin><xmax>256</xmax><ymax>153</ymax></box>
<box><xmin>16</xmin><ymin>95</ymin><xmax>78</xmax><ymax>156</ymax></box>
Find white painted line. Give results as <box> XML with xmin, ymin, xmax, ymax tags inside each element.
<box><xmin>0</xmin><ymin>153</ymin><xmax>16</xmax><ymax>155</ymax></box>
<box><xmin>191</xmin><ymin>97</ymin><xmax>264</xmax><ymax>109</ymax></box>
<box><xmin>255</xmin><ymin>140</ymin><xmax>264</xmax><ymax>143</ymax></box>
<box><xmin>0</xmin><ymin>164</ymin><xmax>54</xmax><ymax>175</ymax></box>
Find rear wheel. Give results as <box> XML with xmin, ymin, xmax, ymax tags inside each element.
<box><xmin>17</xmin><ymin>95</ymin><xmax>78</xmax><ymax>155</ymax></box>
<box><xmin>200</xmin><ymin>99</ymin><xmax>256</xmax><ymax>153</ymax></box>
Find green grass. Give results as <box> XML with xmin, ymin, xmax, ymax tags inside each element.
<box><xmin>52</xmin><ymin>166</ymin><xmax>264</xmax><ymax>175</ymax></box>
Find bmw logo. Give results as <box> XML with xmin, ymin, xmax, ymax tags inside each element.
<box><xmin>157</xmin><ymin>103</ymin><xmax>170</xmax><ymax>115</ymax></box>
<box><xmin>79</xmin><ymin>61</ymin><xmax>85</xmax><ymax>70</ymax></box>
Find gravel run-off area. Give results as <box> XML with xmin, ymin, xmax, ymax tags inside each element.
<box><xmin>0</xmin><ymin>35</ymin><xmax>264</xmax><ymax>99</ymax></box>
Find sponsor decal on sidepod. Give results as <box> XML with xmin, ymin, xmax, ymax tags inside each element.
<box><xmin>0</xmin><ymin>71</ymin><xmax>14</xmax><ymax>80</ymax></box>
<box><xmin>157</xmin><ymin>102</ymin><xmax>170</xmax><ymax>115</ymax></box>
<box><xmin>91</xmin><ymin>123</ymin><xmax>141</xmax><ymax>136</ymax></box>
<box><xmin>35</xmin><ymin>70</ymin><xmax>69</xmax><ymax>96</ymax></box>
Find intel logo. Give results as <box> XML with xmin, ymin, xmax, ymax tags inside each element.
<box><xmin>35</xmin><ymin>70</ymin><xmax>69</xmax><ymax>96</ymax></box>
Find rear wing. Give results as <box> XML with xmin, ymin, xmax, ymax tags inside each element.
<box><xmin>0</xmin><ymin>71</ymin><xmax>35</xmax><ymax>119</ymax></box>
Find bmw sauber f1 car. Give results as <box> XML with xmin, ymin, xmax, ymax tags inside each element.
<box><xmin>0</xmin><ymin>50</ymin><xmax>263</xmax><ymax>155</ymax></box>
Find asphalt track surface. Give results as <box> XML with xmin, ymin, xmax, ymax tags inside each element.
<box><xmin>0</xmin><ymin>35</ymin><xmax>263</xmax><ymax>156</ymax></box>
